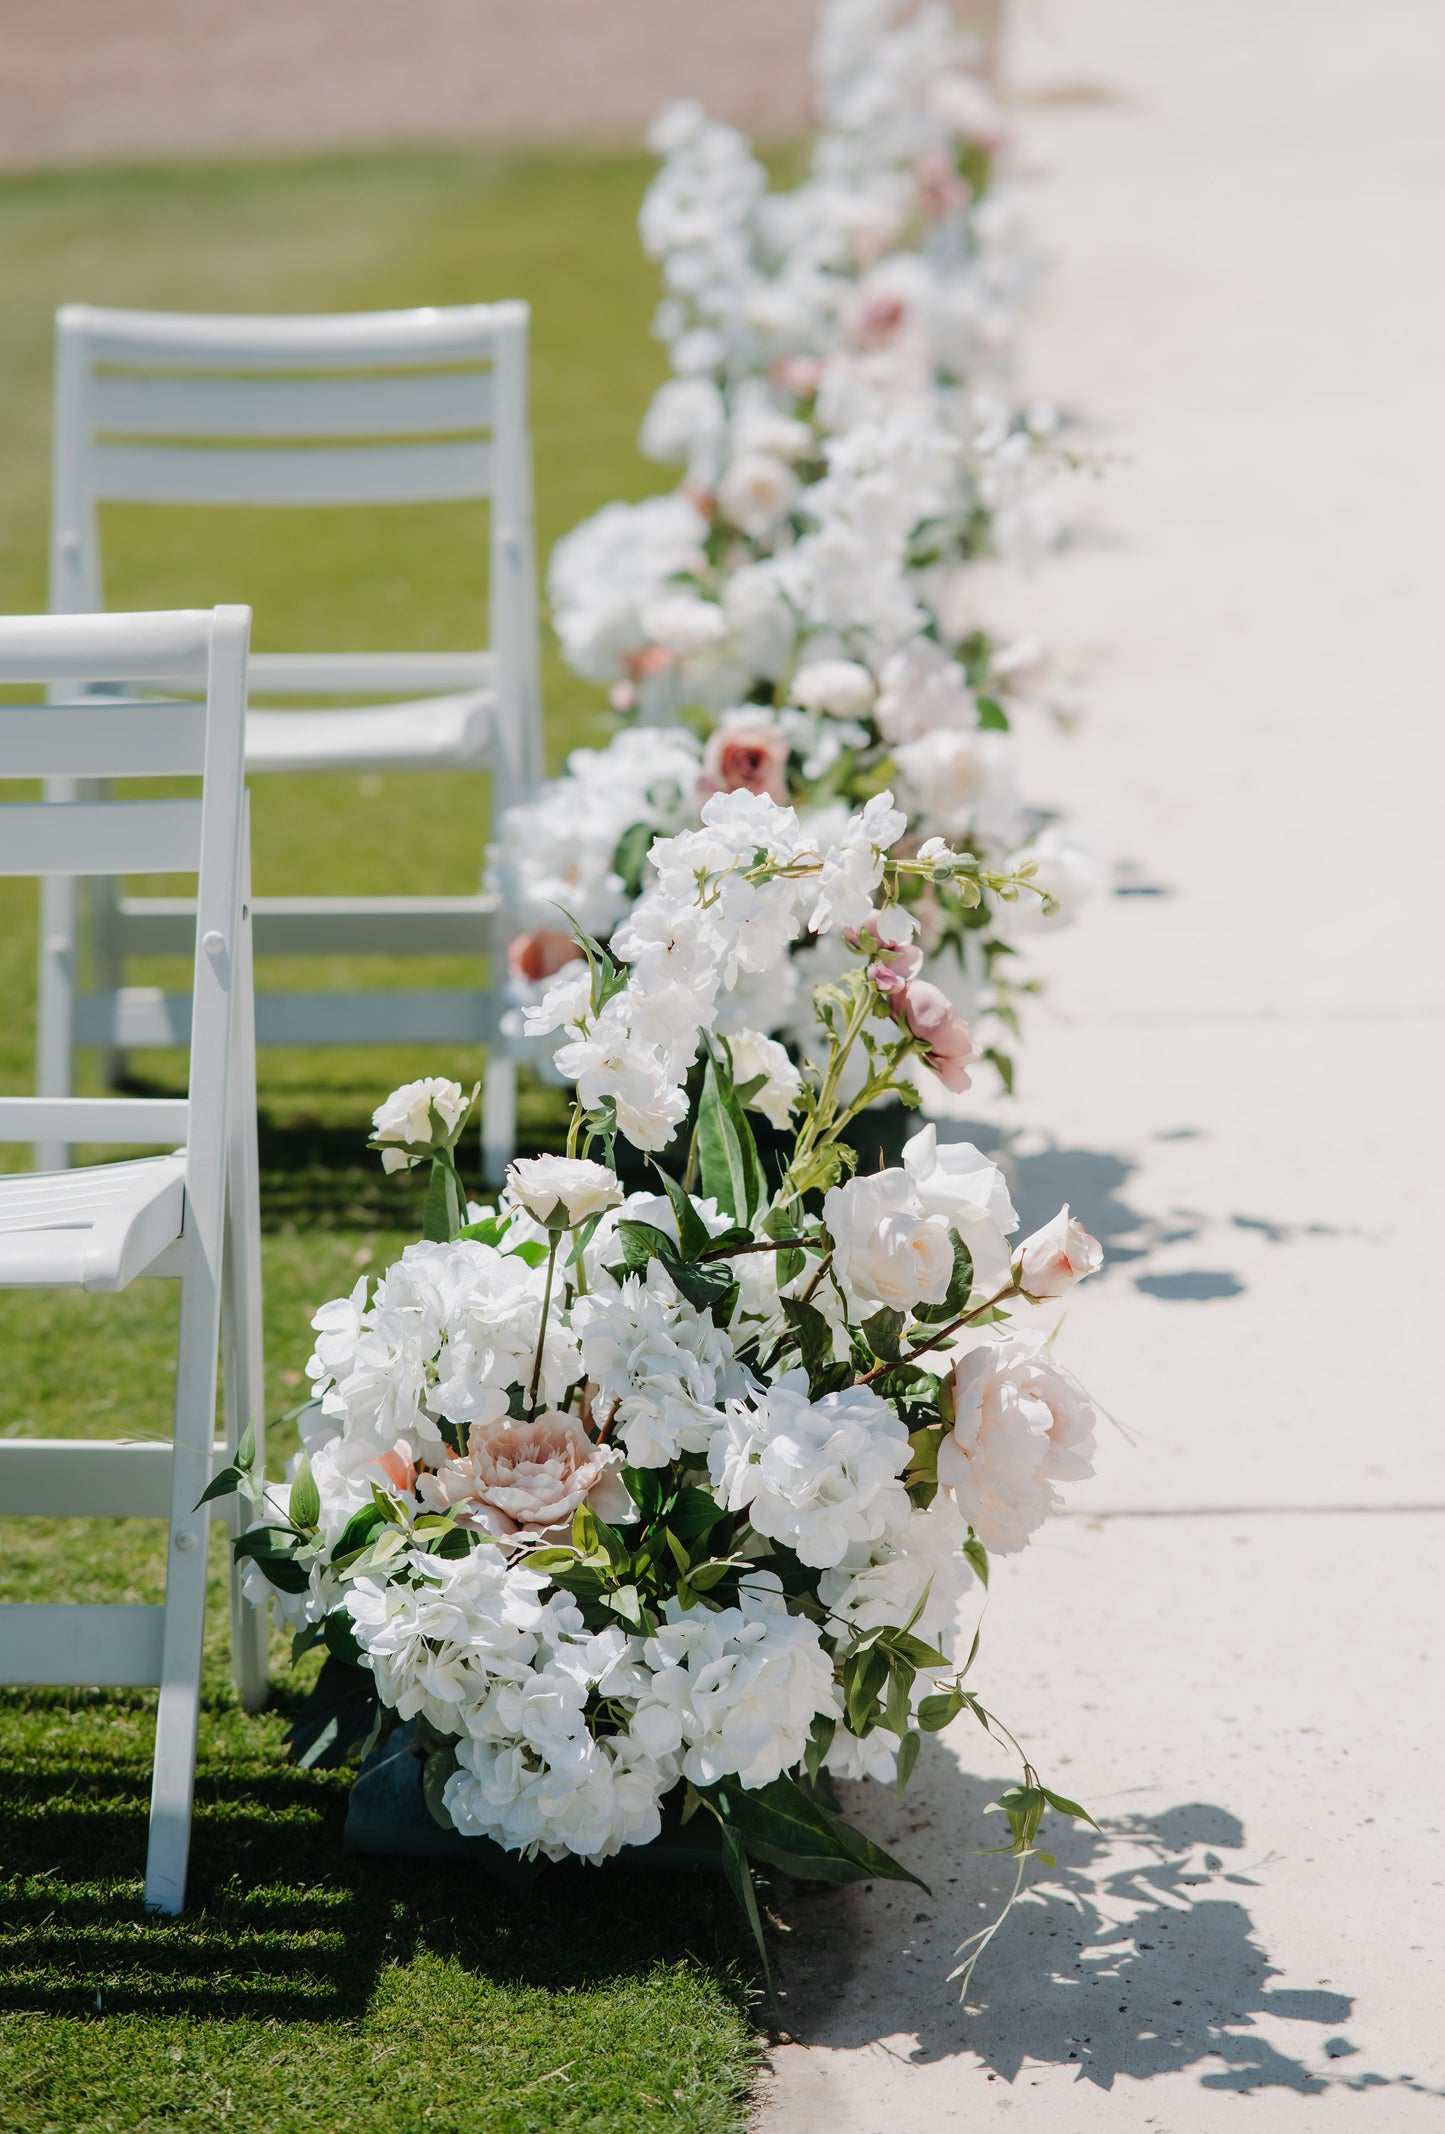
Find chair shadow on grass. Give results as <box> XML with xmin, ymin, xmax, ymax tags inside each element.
<box><xmin>0</xmin><ymin>1688</ymin><xmax>741</xmax><ymax>2027</ymax></box>
<box><xmin>772</xmin><ymin>1761</ymin><xmax>1435</xmax><ymax>2100</ymax></box>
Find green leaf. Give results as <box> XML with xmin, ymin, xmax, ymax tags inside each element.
<box><xmin>288</xmin><ymin>1453</ymin><xmax>321</xmax><ymax>1531</ymax></box>
<box><xmin>846</xmin><ymin>1645</ymin><xmax>890</xmax><ymax>1735</ymax></box>
<box><xmin>616</xmin><ymin>1221</ymin><xmax>737</xmax><ymax>1320</ymax></box>
<box><xmin>697</xmin><ymin>1057</ymin><xmax>752</xmax><ymax>1221</ymax></box>
<box><xmin>963</xmin><ymin>1532</ymin><xmax>990</xmax><ymax>1588</ymax></box>
<box><xmin>551</xmin><ymin>904</ymin><xmax>629</xmax><ymax>1018</ymax></box>
<box><xmin>982</xmin><ymin>1045</ymin><xmax>1015</xmax><ymax>1096</ymax></box>
<box><xmin>717</xmin><ymin>1821</ymin><xmax>772</xmax><ymax>1993</ymax></box>
<box><xmin>862</xmin><ymin>1307</ymin><xmax>905</xmax><ymax>1362</ymax></box>
<box><xmin>1041</xmin><ymin>1785</ymin><xmax>1101</xmax><ymax>1831</ymax></box>
<box><xmin>895</xmin><ymin>1727</ymin><xmax>922</xmax><ymax>1800</ymax></box>
<box><xmin>803</xmin><ymin>1713</ymin><xmax>836</xmax><ymax>1786</ymax></box>
<box><xmin>781</xmin><ymin>1297</ymin><xmax>833</xmax><ymax>1381</ymax></box>
<box><xmin>611</xmin><ymin>818</ymin><xmax>655</xmax><ymax>900</ymax></box>
<box><xmin>975</xmin><ymin>694</ymin><xmax>1010</xmax><ymax>732</ymax></box>
<box><xmin>232</xmin><ymin>1525</ymin><xmax>313</xmax><ymax>1594</ymax></box>
<box><xmin>330</xmin><ymin>1502</ymin><xmax>388</xmax><ymax>1563</ymax></box>
<box><xmin>884</xmin><ymin>1657</ymin><xmax>916</xmax><ymax>1737</ymax></box>
<box><xmin>617</xmin><ymin>1219</ymin><xmax>680</xmax><ymax>1272</ymax></box>
<box><xmin>649</xmin><ymin>1164</ymin><xmax>714</xmax><ymax>1262</ymax></box>
<box><xmin>916</xmin><ymin>1689</ymin><xmax>966</xmax><ymax>1733</ymax></box>
<box><xmin>912</xmin><ymin>1234</ymin><xmax>974</xmax><ymax>1323</ymax></box>
<box><xmin>668</xmin><ymin>1486</ymin><xmax>730</xmax><ymax>1540</ymax></box>
<box><xmin>322</xmin><ymin>1608</ymin><xmax>364</xmax><ymax>1666</ymax></box>
<box><xmin>682</xmin><ymin>1558</ymin><xmax>736</xmax><ymax>1594</ymax></box>
<box><xmin>455</xmin><ymin>1212</ymin><xmax>510</xmax><ymax>1248</ymax></box>
<box><xmin>621</xmin><ymin>1464</ymin><xmax>665</xmax><ymax>1523</ymax></box>
<box><xmin>422</xmin><ymin>1153</ymin><xmax>463</xmax><ymax>1243</ymax></box>
<box><xmin>715</xmin><ymin>1774</ymin><xmax>928</xmax><ymax>1893</ymax></box>
<box><xmin>195</xmin><ymin>1463</ymin><xmax>242</xmax><ymax>1508</ymax></box>
<box><xmin>283</xmin><ymin>1653</ymin><xmax>383</xmax><ymax>1770</ymax></box>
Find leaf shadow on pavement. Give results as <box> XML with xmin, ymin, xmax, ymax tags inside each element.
<box><xmin>770</xmin><ymin>1766</ymin><xmax>1437</xmax><ymax>2101</ymax></box>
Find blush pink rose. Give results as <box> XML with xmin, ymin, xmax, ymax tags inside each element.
<box><xmin>699</xmin><ymin>715</ymin><xmax>791</xmax><ymax>805</ymax></box>
<box><xmin>870</xmin><ymin>949</ymin><xmax>978</xmax><ymax>1092</ymax></box>
<box><xmin>938</xmin><ymin>1338</ymin><xmax>1096</xmax><ymax>1554</ymax></box>
<box><xmin>418</xmin><ymin>1412</ymin><xmax>634</xmax><ymax>1538</ymax></box>
<box><xmin>508</xmin><ymin>928</ymin><xmax>585</xmax><ymax>985</ymax></box>
<box><xmin>1015</xmin><ymin>1206</ymin><xmax>1103</xmax><ymax>1297</ymax></box>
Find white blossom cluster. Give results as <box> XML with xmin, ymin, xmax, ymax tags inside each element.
<box><xmin>521</xmin><ymin>785</ymin><xmax>906</xmax><ymax>1151</ymax></box>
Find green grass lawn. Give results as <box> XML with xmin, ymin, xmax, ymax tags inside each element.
<box><xmin>0</xmin><ymin>147</ymin><xmax>761</xmax><ymax>2133</ymax></box>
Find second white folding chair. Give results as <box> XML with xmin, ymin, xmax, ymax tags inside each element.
<box><xmin>0</xmin><ymin>606</ymin><xmax>267</xmax><ymax>1916</ymax></box>
<box><xmin>40</xmin><ymin>301</ymin><xmax>544</xmax><ymax>1179</ymax></box>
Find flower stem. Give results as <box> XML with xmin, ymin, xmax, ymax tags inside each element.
<box><xmin>857</xmin><ymin>1279</ymin><xmax>1019</xmax><ymax>1384</ymax></box>
<box><xmin>527</xmin><ymin>1232</ymin><xmax>561</xmax><ymax>1418</ymax></box>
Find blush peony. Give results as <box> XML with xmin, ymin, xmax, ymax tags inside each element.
<box><xmin>419</xmin><ymin>1412</ymin><xmax>635</xmax><ymax>1537</ymax></box>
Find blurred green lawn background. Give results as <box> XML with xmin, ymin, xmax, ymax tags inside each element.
<box><xmin>0</xmin><ymin>149</ymin><xmax>759</xmax><ymax>2134</ymax></box>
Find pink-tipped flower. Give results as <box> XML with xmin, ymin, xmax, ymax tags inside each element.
<box><xmin>1015</xmin><ymin>1206</ymin><xmax>1104</xmax><ymax>1297</ymax></box>
<box><xmin>508</xmin><ymin>928</ymin><xmax>585</xmax><ymax>986</ymax></box>
<box><xmin>698</xmin><ymin>713</ymin><xmax>791</xmax><ymax>806</ymax></box>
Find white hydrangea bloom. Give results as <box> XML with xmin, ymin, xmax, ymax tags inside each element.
<box><xmin>708</xmin><ymin>1370</ymin><xmax>913</xmax><ymax>1568</ymax></box>
<box><xmin>635</xmin><ymin>1575</ymin><xmax>839</xmax><ymax>1788</ymax></box>
<box><xmin>573</xmin><ymin>1259</ymin><xmax>752</xmax><ymax>1468</ymax></box>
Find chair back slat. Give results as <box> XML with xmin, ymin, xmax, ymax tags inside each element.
<box><xmin>0</xmin><ymin>701</ymin><xmax>206</xmax><ymax>777</ymax></box>
<box><xmin>0</xmin><ymin>1602</ymin><xmax>165</xmax><ymax>1687</ymax></box>
<box><xmin>92</xmin><ymin>369</ymin><xmax>492</xmax><ymax>440</ymax></box>
<box><xmin>0</xmin><ymin>798</ymin><xmax>202</xmax><ymax>877</ymax></box>
<box><xmin>0</xmin><ymin>1438</ymin><xmax>173</xmax><ymax>1518</ymax></box>
<box><xmin>0</xmin><ymin>608</ymin><xmax>212</xmax><ymax>683</ymax></box>
<box><xmin>91</xmin><ymin>439</ymin><xmax>493</xmax><ymax>507</ymax></box>
<box><xmin>68</xmin><ymin>301</ymin><xmax>522</xmax><ymax>369</ymax></box>
<box><xmin>246</xmin><ymin>649</ymin><xmax>491</xmax><ymax>695</ymax></box>
<box><xmin>0</xmin><ymin>1096</ymin><xmax>190</xmax><ymax>1145</ymax></box>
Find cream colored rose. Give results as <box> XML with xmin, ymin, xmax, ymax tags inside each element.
<box><xmin>823</xmin><ymin>1169</ymin><xmax>955</xmax><ymax>1315</ymax></box>
<box><xmin>506</xmin><ymin>1155</ymin><xmax>623</xmax><ymax>1229</ymax></box>
<box><xmin>418</xmin><ymin>1412</ymin><xmax>634</xmax><ymax>1537</ymax></box>
<box><xmin>1016</xmin><ymin>1206</ymin><xmax>1103</xmax><ymax>1297</ymax></box>
<box><xmin>371</xmin><ymin>1077</ymin><xmax>471</xmax><ymax>1172</ymax></box>
<box><xmin>938</xmin><ymin>1338</ymin><xmax>1096</xmax><ymax>1555</ymax></box>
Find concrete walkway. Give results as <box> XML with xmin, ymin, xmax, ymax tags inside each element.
<box><xmin>758</xmin><ymin>2</ymin><xmax>1445</xmax><ymax>2125</ymax></box>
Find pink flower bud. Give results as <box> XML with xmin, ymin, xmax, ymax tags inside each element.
<box><xmin>1015</xmin><ymin>1206</ymin><xmax>1103</xmax><ymax>1296</ymax></box>
<box><xmin>898</xmin><ymin>979</ymin><xmax>978</xmax><ymax>1093</ymax></box>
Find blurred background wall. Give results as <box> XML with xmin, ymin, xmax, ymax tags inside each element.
<box><xmin>2</xmin><ymin>0</ymin><xmax>831</xmax><ymax>165</ymax></box>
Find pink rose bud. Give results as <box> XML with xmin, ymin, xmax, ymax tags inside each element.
<box><xmin>899</xmin><ymin>979</ymin><xmax>978</xmax><ymax>1093</ymax></box>
<box><xmin>508</xmin><ymin>928</ymin><xmax>585</xmax><ymax>985</ymax></box>
<box><xmin>1015</xmin><ymin>1206</ymin><xmax>1104</xmax><ymax>1296</ymax></box>
<box><xmin>698</xmin><ymin>715</ymin><xmax>791</xmax><ymax>805</ymax></box>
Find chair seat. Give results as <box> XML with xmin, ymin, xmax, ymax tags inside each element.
<box><xmin>245</xmin><ymin>689</ymin><xmax>495</xmax><ymax>773</ymax></box>
<box><xmin>0</xmin><ymin>1153</ymin><xmax>186</xmax><ymax>1293</ymax></box>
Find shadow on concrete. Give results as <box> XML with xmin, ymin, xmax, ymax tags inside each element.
<box><xmin>773</xmin><ymin>1764</ymin><xmax>1431</xmax><ymax>2099</ymax></box>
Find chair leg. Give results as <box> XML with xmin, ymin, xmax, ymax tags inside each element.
<box><xmin>36</xmin><ymin>872</ymin><xmax>77</xmax><ymax>1172</ymax></box>
<box><xmin>222</xmin><ymin>841</ymin><xmax>268</xmax><ymax>1714</ymax></box>
<box><xmin>482</xmin><ymin>1053</ymin><xmax>517</xmax><ymax>1187</ymax></box>
<box><xmin>145</xmin><ymin>1496</ymin><xmax>211</xmax><ymax>1915</ymax></box>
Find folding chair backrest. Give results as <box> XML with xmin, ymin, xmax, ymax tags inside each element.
<box><xmin>50</xmin><ymin>302</ymin><xmax>541</xmax><ymax>791</ymax></box>
<box><xmin>0</xmin><ymin>608</ymin><xmax>250</xmax><ymax>1252</ymax></box>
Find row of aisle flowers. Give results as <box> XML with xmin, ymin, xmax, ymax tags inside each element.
<box><xmin>491</xmin><ymin>0</ymin><xmax>1100</xmax><ymax>1106</ymax></box>
<box><xmin>219</xmin><ymin>792</ymin><xmax>1104</xmax><ymax>1991</ymax></box>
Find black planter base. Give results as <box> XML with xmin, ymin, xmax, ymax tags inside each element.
<box><xmin>343</xmin><ymin>1723</ymin><xmax>723</xmax><ymax>1881</ymax></box>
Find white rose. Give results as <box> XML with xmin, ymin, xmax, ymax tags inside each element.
<box><xmin>823</xmin><ymin>1169</ymin><xmax>955</xmax><ymax>1315</ymax></box>
<box><xmin>505</xmin><ymin>1155</ymin><xmax>623</xmax><ymax>1229</ymax></box>
<box><xmin>791</xmin><ymin>658</ymin><xmax>877</xmax><ymax>719</ymax></box>
<box><xmin>715</xmin><ymin>452</ymin><xmax>800</xmax><ymax>540</ymax></box>
<box><xmin>726</xmin><ymin>1029</ymin><xmax>802</xmax><ymax>1129</ymax></box>
<box><xmin>371</xmin><ymin>1077</ymin><xmax>470</xmax><ymax>1171</ymax></box>
<box><xmin>1016</xmin><ymin>1205</ymin><xmax>1103</xmax><ymax>1297</ymax></box>
<box><xmin>938</xmin><ymin>1337</ymin><xmax>1097</xmax><ymax>1554</ymax></box>
<box><xmin>639</xmin><ymin>592</ymin><xmax>729</xmax><ymax>657</ymax></box>
<box><xmin>902</xmin><ymin>1125</ymin><xmax>1018</xmax><ymax>1300</ymax></box>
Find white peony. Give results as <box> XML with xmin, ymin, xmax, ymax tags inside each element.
<box><xmin>939</xmin><ymin>1336</ymin><xmax>1097</xmax><ymax>1554</ymax></box>
<box><xmin>824</xmin><ymin>1167</ymin><xmax>955</xmax><ymax>1315</ymax></box>
<box><xmin>709</xmin><ymin>1370</ymin><xmax>913</xmax><ymax>1568</ymax></box>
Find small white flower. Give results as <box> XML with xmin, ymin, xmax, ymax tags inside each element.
<box><xmin>715</xmin><ymin>452</ymin><xmax>801</xmax><ymax>540</ymax></box>
<box><xmin>505</xmin><ymin>1155</ymin><xmax>624</xmax><ymax>1229</ymax></box>
<box><xmin>709</xmin><ymin>1371</ymin><xmax>912</xmax><ymax>1569</ymax></box>
<box><xmin>371</xmin><ymin>1078</ymin><xmax>470</xmax><ymax>1169</ymax></box>
<box><xmin>726</xmin><ymin>1029</ymin><xmax>803</xmax><ymax>1129</ymax></box>
<box><xmin>791</xmin><ymin>657</ymin><xmax>878</xmax><ymax>720</ymax></box>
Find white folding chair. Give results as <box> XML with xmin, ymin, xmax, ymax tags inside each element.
<box><xmin>40</xmin><ymin>301</ymin><xmax>544</xmax><ymax>1180</ymax></box>
<box><xmin>0</xmin><ymin>606</ymin><xmax>267</xmax><ymax>1916</ymax></box>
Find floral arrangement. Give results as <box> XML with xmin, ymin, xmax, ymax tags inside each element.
<box><xmin>489</xmin><ymin>0</ymin><xmax>1099</xmax><ymax>1110</ymax></box>
<box><xmin>215</xmin><ymin>788</ymin><xmax>1103</xmax><ymax>1990</ymax></box>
